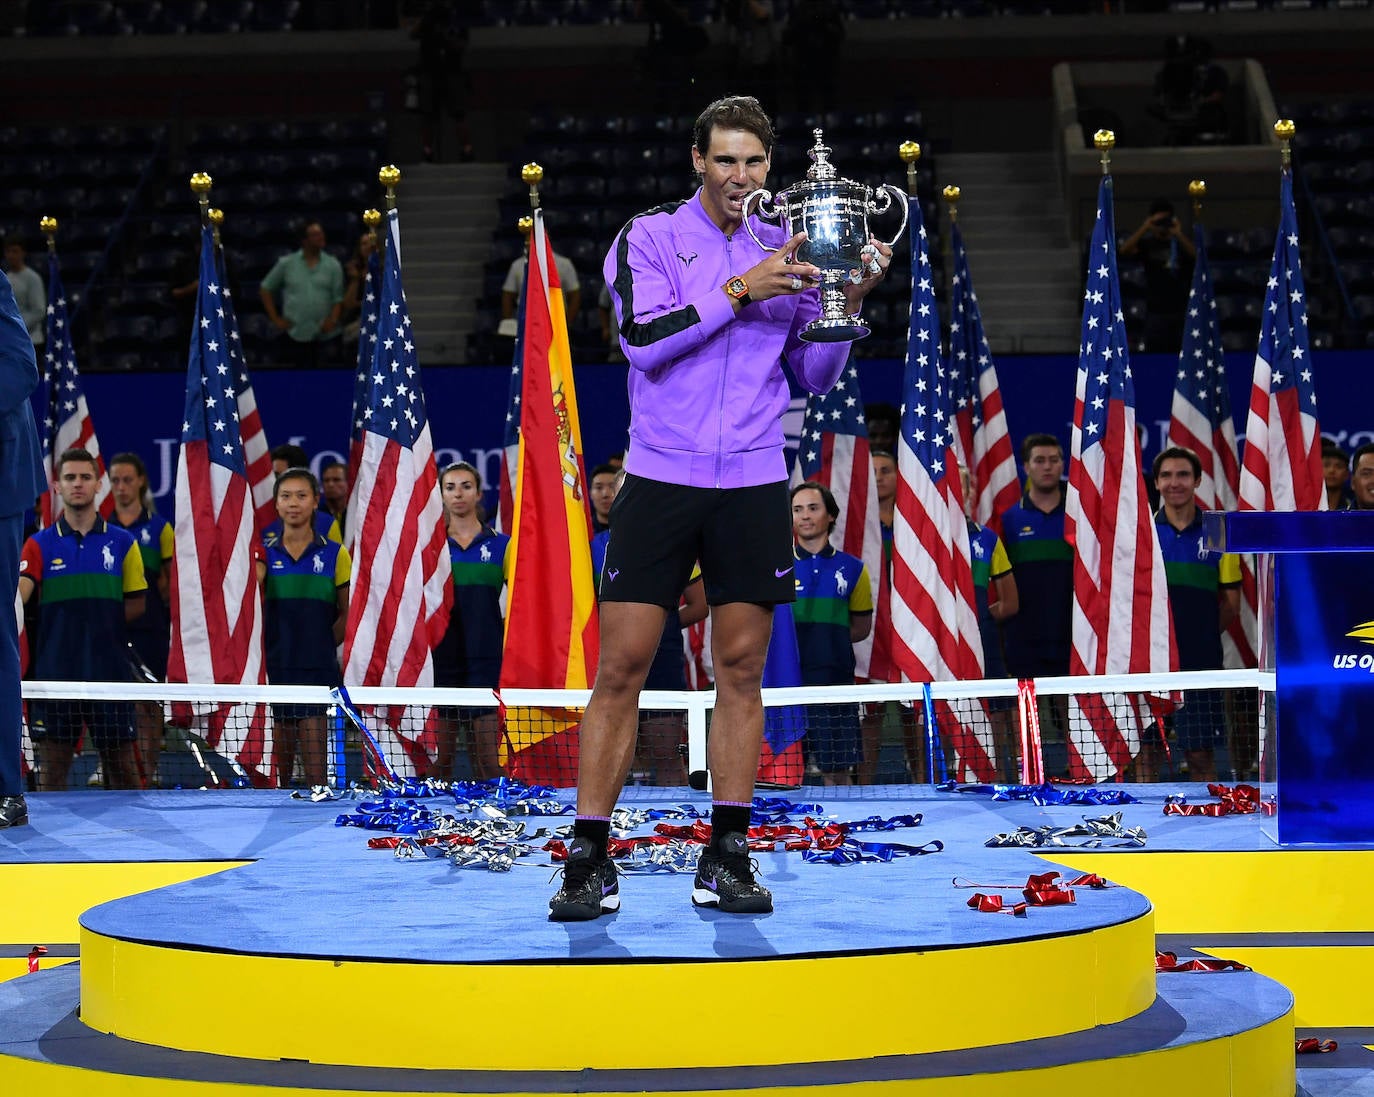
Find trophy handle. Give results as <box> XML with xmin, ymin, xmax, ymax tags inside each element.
<box><xmin>739</xmin><ymin>188</ymin><xmax>780</xmax><ymax>253</ymax></box>
<box><xmin>869</xmin><ymin>184</ymin><xmax>909</xmax><ymax>250</ymax></box>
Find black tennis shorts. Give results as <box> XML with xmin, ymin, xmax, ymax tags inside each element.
<box><xmin>600</xmin><ymin>473</ymin><xmax>796</xmax><ymax>609</ymax></box>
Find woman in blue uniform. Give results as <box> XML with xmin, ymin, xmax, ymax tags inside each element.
<box><xmin>256</xmin><ymin>468</ymin><xmax>350</xmax><ymax>788</ymax></box>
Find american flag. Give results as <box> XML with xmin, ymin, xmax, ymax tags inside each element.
<box><xmin>497</xmin><ymin>274</ymin><xmax>526</xmax><ymax>534</ymax></box>
<box><xmin>341</xmin><ymin>205</ymin><xmax>452</xmax><ymax>777</ymax></box>
<box><xmin>1066</xmin><ymin>176</ymin><xmax>1176</xmax><ymax>781</ymax></box>
<box><xmin>947</xmin><ymin>220</ymin><xmax>1019</xmax><ymax>537</ymax></box>
<box><xmin>889</xmin><ymin>193</ymin><xmax>994</xmax><ymax>782</ymax></box>
<box><xmin>791</xmin><ymin>357</ymin><xmax>883</xmax><ymax>679</ymax></box>
<box><xmin>1167</xmin><ymin>222</ymin><xmax>1257</xmax><ymax>669</ymax></box>
<box><xmin>166</xmin><ymin>221</ymin><xmax>269</xmax><ymax>783</ymax></box>
<box><xmin>1238</xmin><ymin>168</ymin><xmax>1325</xmax><ymax>514</ymax></box>
<box><xmin>345</xmin><ymin>248</ymin><xmax>380</xmax><ymax>548</ymax></box>
<box><xmin>214</xmin><ymin>244</ymin><xmax>274</xmax><ymax>537</ymax></box>
<box><xmin>39</xmin><ymin>251</ymin><xmax>112</xmax><ymax>525</ymax></box>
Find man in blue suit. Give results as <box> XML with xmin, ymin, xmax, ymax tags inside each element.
<box><xmin>0</xmin><ymin>267</ymin><xmax>45</xmax><ymax>826</ymax></box>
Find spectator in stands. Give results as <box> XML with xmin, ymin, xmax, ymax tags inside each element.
<box><xmin>257</xmin><ymin>468</ymin><xmax>350</xmax><ymax>789</ymax></box>
<box><xmin>550</xmin><ymin>94</ymin><xmax>891</xmax><ymax>921</ymax></box>
<box><xmin>588</xmin><ymin>463</ymin><xmax>618</xmax><ymax>535</ymax></box>
<box><xmin>1323</xmin><ymin>438</ymin><xmax>1354</xmax><ymax>511</ymax></box>
<box><xmin>865</xmin><ymin>402</ymin><xmax>899</xmax><ymax>456</ymax></box>
<box><xmin>21</xmin><ymin>448</ymin><xmax>147</xmax><ymax>793</ymax></box>
<box><xmin>998</xmin><ymin>433</ymin><xmax>1072</xmax><ymax>682</ymax></box>
<box><xmin>0</xmin><ymin>262</ymin><xmax>44</xmax><ymax>828</ymax></box>
<box><xmin>320</xmin><ymin>459</ymin><xmax>349</xmax><ymax>529</ymax></box>
<box><xmin>1351</xmin><ymin>443</ymin><xmax>1374</xmax><ymax>511</ymax></box>
<box><xmin>499</xmin><ymin>238</ymin><xmax>581</xmax><ymax>342</ymax></box>
<box><xmin>340</xmin><ymin>230</ymin><xmax>378</xmax><ymax>344</ymax></box>
<box><xmin>259</xmin><ymin>221</ymin><xmax>345</xmax><ymax>368</ymax></box>
<box><xmin>2</xmin><ymin>236</ymin><xmax>45</xmax><ymax>349</ymax></box>
<box><xmin>961</xmin><ymin>465</ymin><xmax>1019</xmax><ymax>782</ymax></box>
<box><xmin>1119</xmin><ymin>199</ymin><xmax>1195</xmax><ymax>353</ymax></box>
<box><xmin>1152</xmin><ymin>446</ymin><xmax>1240</xmax><ymax>782</ymax></box>
<box><xmin>265</xmin><ymin>444</ymin><xmax>339</xmax><ymax>545</ymax></box>
<box><xmin>407</xmin><ymin>0</ymin><xmax>474</xmax><ymax>163</ymax></box>
<box><xmin>109</xmin><ymin>452</ymin><xmax>173</xmax><ymax>787</ymax></box>
<box><xmin>790</xmin><ymin>481</ymin><xmax>873</xmax><ymax>785</ymax></box>
<box><xmin>431</xmin><ymin>461</ymin><xmax>509</xmax><ymax>781</ymax></box>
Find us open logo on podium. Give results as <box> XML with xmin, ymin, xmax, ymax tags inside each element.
<box><xmin>1333</xmin><ymin>621</ymin><xmax>1374</xmax><ymax>670</ymax></box>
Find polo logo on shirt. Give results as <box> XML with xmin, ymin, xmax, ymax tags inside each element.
<box><xmin>313</xmin><ymin>555</ymin><xmax>325</xmax><ymax>574</ymax></box>
<box><xmin>480</xmin><ymin>544</ymin><xmax>491</xmax><ymax>562</ymax></box>
<box><xmin>49</xmin><ymin>557</ymin><xmax>65</xmax><ymax>572</ymax></box>
<box><xmin>835</xmin><ymin>571</ymin><xmax>849</xmax><ymax>596</ymax></box>
<box><xmin>972</xmin><ymin>539</ymin><xmax>985</xmax><ymax>559</ymax></box>
<box><xmin>101</xmin><ymin>545</ymin><xmax>115</xmax><ymax>572</ymax></box>
<box><xmin>141</xmin><ymin>528</ymin><xmax>151</xmax><ymax>544</ymax></box>
<box><xmin>1196</xmin><ymin>536</ymin><xmax>1208</xmax><ymax>560</ymax></box>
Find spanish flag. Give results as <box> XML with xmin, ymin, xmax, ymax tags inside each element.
<box><xmin>499</xmin><ymin>209</ymin><xmax>599</xmax><ymax>785</ymax></box>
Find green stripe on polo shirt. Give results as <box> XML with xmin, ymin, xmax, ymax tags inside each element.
<box><xmin>793</xmin><ymin>597</ymin><xmax>851</xmax><ymax>628</ymax></box>
<box><xmin>138</xmin><ymin>545</ymin><xmax>161</xmax><ymax>575</ymax></box>
<box><xmin>451</xmin><ymin>561</ymin><xmax>504</xmax><ymax>589</ymax></box>
<box><xmin>39</xmin><ymin>572</ymin><xmax>126</xmax><ymax>604</ymax></box>
<box><xmin>265</xmin><ymin>573</ymin><xmax>338</xmax><ymax>603</ymax></box>
<box><xmin>1004</xmin><ymin>539</ymin><xmax>1073</xmax><ymax>564</ymax></box>
<box><xmin>970</xmin><ymin>558</ymin><xmax>991</xmax><ymax>589</ymax></box>
<box><xmin>1164</xmin><ymin>561</ymin><xmax>1220</xmax><ymax>593</ymax></box>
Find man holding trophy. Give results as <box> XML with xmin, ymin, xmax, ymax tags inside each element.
<box><xmin>549</xmin><ymin>95</ymin><xmax>897</xmax><ymax>921</ymax></box>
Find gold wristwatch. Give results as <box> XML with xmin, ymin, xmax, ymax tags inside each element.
<box><xmin>723</xmin><ymin>275</ymin><xmax>751</xmax><ymax>307</ymax></box>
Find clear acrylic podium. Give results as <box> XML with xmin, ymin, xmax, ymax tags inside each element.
<box><xmin>1205</xmin><ymin>511</ymin><xmax>1374</xmax><ymax>846</ymax></box>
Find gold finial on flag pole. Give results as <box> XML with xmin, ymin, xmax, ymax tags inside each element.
<box><xmin>517</xmin><ymin>215</ymin><xmax>533</xmax><ymax>238</ymax></box>
<box><xmin>942</xmin><ymin>184</ymin><xmax>961</xmax><ymax>224</ymax></box>
<box><xmin>899</xmin><ymin>141</ymin><xmax>920</xmax><ymax>196</ymax></box>
<box><xmin>522</xmin><ymin>163</ymin><xmax>544</xmax><ymax>211</ymax></box>
<box><xmin>1274</xmin><ymin>119</ymin><xmax>1296</xmax><ymax>171</ymax></box>
<box><xmin>39</xmin><ymin>216</ymin><xmax>58</xmax><ymax>254</ymax></box>
<box><xmin>1094</xmin><ymin>129</ymin><xmax>1115</xmax><ymax>175</ymax></box>
<box><xmin>208</xmin><ymin>207</ymin><xmax>224</xmax><ymax>249</ymax></box>
<box><xmin>1189</xmin><ymin>179</ymin><xmax>1206</xmax><ymax>221</ymax></box>
<box><xmin>363</xmin><ymin>208</ymin><xmax>382</xmax><ymax>247</ymax></box>
<box><xmin>379</xmin><ymin>165</ymin><xmax>401</xmax><ymax>212</ymax></box>
<box><xmin>189</xmin><ymin>172</ymin><xmax>213</xmax><ymax>225</ymax></box>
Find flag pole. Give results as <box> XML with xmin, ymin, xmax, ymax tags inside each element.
<box><xmin>208</xmin><ymin>206</ymin><xmax>224</xmax><ymax>249</ymax></box>
<box><xmin>1275</xmin><ymin>118</ymin><xmax>1295</xmax><ymax>172</ymax></box>
<box><xmin>377</xmin><ymin>165</ymin><xmax>400</xmax><ymax>268</ymax></box>
<box><xmin>522</xmin><ymin>161</ymin><xmax>543</xmax><ymax>211</ymax></box>
<box><xmin>941</xmin><ymin>183</ymin><xmax>960</xmax><ymax>294</ymax></box>
<box><xmin>40</xmin><ymin>215</ymin><xmax>57</xmax><ymax>257</ymax></box>
<box><xmin>363</xmin><ymin>207</ymin><xmax>381</xmax><ymax>250</ymax></box>
<box><xmin>1189</xmin><ymin>178</ymin><xmax>1206</xmax><ymax>222</ymax></box>
<box><xmin>190</xmin><ymin>171</ymin><xmax>213</xmax><ymax>226</ymax></box>
<box><xmin>1094</xmin><ymin>128</ymin><xmax>1114</xmax><ymax>176</ymax></box>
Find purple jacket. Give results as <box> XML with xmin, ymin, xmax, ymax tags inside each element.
<box><xmin>603</xmin><ymin>190</ymin><xmax>850</xmax><ymax>489</ymax></box>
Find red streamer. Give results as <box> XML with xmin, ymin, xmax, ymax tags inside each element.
<box><xmin>1295</xmin><ymin>1037</ymin><xmax>1338</xmax><ymax>1054</ymax></box>
<box><xmin>27</xmin><ymin>946</ymin><xmax>47</xmax><ymax>974</ymax></box>
<box><xmin>1155</xmin><ymin>950</ymin><xmax>1251</xmax><ymax>973</ymax></box>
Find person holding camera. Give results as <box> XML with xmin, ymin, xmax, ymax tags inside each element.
<box><xmin>1119</xmin><ymin>198</ymin><xmax>1196</xmax><ymax>354</ymax></box>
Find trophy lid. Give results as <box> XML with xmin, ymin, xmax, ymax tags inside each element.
<box><xmin>805</xmin><ymin>129</ymin><xmax>838</xmax><ymax>182</ymax></box>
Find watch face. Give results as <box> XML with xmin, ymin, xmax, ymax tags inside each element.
<box><xmin>727</xmin><ymin>277</ymin><xmax>747</xmax><ymax>298</ymax></box>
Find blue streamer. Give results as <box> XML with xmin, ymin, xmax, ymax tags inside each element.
<box><xmin>802</xmin><ymin>838</ymin><xmax>944</xmax><ymax>864</ymax></box>
<box><xmin>922</xmin><ymin>684</ymin><xmax>948</xmax><ymax>786</ymax></box>
<box><xmin>950</xmin><ymin>783</ymin><xmax>1140</xmax><ymax>806</ymax></box>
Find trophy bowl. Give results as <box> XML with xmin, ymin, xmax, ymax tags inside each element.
<box><xmin>741</xmin><ymin>129</ymin><xmax>907</xmax><ymax>343</ymax></box>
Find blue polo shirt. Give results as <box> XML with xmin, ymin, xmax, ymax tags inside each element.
<box><xmin>968</xmin><ymin>519</ymin><xmax>1013</xmax><ymax>679</ymax></box>
<box><xmin>997</xmin><ymin>491</ymin><xmax>1073</xmax><ymax>678</ymax></box>
<box><xmin>21</xmin><ymin>515</ymin><xmax>147</xmax><ymax>682</ymax></box>
<box><xmin>792</xmin><ymin>543</ymin><xmax>873</xmax><ymax>685</ymax></box>
<box><xmin>434</xmin><ymin>526</ymin><xmax>510</xmax><ymax>688</ymax></box>
<box><xmin>262</xmin><ymin>510</ymin><xmax>341</xmax><ymax>548</ymax></box>
<box><xmin>1155</xmin><ymin>509</ymin><xmax>1241</xmax><ymax>672</ymax></box>
<box><xmin>113</xmin><ymin>508</ymin><xmax>173</xmax><ymax>671</ymax></box>
<box><xmin>262</xmin><ymin>534</ymin><xmax>350</xmax><ymax>683</ymax></box>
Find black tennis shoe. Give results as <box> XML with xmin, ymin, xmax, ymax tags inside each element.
<box><xmin>692</xmin><ymin>831</ymin><xmax>772</xmax><ymax>913</ymax></box>
<box><xmin>548</xmin><ymin>837</ymin><xmax>620</xmax><ymax>921</ymax></box>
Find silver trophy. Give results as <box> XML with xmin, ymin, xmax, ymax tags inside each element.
<box><xmin>741</xmin><ymin>129</ymin><xmax>908</xmax><ymax>342</ymax></box>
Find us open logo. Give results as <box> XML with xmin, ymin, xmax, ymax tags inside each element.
<box><xmin>1333</xmin><ymin>621</ymin><xmax>1374</xmax><ymax>671</ymax></box>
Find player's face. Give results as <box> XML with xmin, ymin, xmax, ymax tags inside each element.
<box><xmin>958</xmin><ymin>467</ymin><xmax>971</xmax><ymax>509</ymax></box>
<box><xmin>792</xmin><ymin>488</ymin><xmax>830</xmax><ymax>542</ymax></box>
<box><xmin>442</xmin><ymin>470</ymin><xmax>479</xmax><ymax>519</ymax></box>
<box><xmin>1154</xmin><ymin>457</ymin><xmax>1198</xmax><ymax>509</ymax></box>
<box><xmin>590</xmin><ymin>473</ymin><xmax>618</xmax><ymax>522</ymax></box>
<box><xmin>1353</xmin><ymin>455</ymin><xmax>1374</xmax><ymax>508</ymax></box>
<box><xmin>321</xmin><ymin>467</ymin><xmax>348</xmax><ymax>505</ymax></box>
<box><xmin>691</xmin><ymin>127</ymin><xmax>770</xmax><ymax>234</ymax></box>
<box><xmin>274</xmin><ymin>478</ymin><xmax>317</xmax><ymax>530</ymax></box>
<box><xmin>872</xmin><ymin>454</ymin><xmax>896</xmax><ymax>504</ymax></box>
<box><xmin>57</xmin><ymin>461</ymin><xmax>99</xmax><ymax>511</ymax></box>
<box><xmin>109</xmin><ymin>462</ymin><xmax>144</xmax><ymax>509</ymax></box>
<box><xmin>1025</xmin><ymin>445</ymin><xmax>1063</xmax><ymax>491</ymax></box>
<box><xmin>1324</xmin><ymin>455</ymin><xmax>1349</xmax><ymax>490</ymax></box>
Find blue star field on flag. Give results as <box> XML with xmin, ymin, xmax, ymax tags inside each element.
<box><xmin>795</xmin><ymin>358</ymin><xmax>866</xmax><ymax>478</ymax></box>
<box><xmin>364</xmin><ymin>209</ymin><xmax>430</xmax><ymax>448</ymax></box>
<box><xmin>351</xmin><ymin>250</ymin><xmax>380</xmax><ymax>449</ymax></box>
<box><xmin>1258</xmin><ymin>171</ymin><xmax>1315</xmax><ymax>414</ymax></box>
<box><xmin>947</xmin><ymin>222</ymin><xmax>991</xmax><ymax>441</ymax></box>
<box><xmin>182</xmin><ymin>222</ymin><xmax>245</xmax><ymax>477</ymax></box>
<box><xmin>1078</xmin><ymin>177</ymin><xmax>1134</xmax><ymax>454</ymax></box>
<box><xmin>900</xmin><ymin>213</ymin><xmax>955</xmax><ymax>481</ymax></box>
<box><xmin>1174</xmin><ymin>222</ymin><xmax>1231</xmax><ymax>438</ymax></box>
<box><xmin>40</xmin><ymin>255</ymin><xmax>80</xmax><ymax>468</ymax></box>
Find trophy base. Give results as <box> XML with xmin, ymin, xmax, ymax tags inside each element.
<box><xmin>798</xmin><ymin>317</ymin><xmax>871</xmax><ymax>343</ymax></box>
